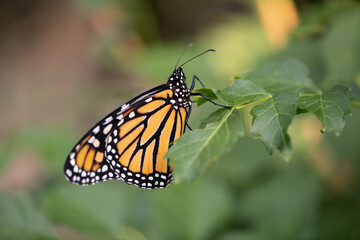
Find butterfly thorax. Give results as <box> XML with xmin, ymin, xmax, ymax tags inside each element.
<box><xmin>167</xmin><ymin>67</ymin><xmax>191</xmax><ymax>108</ymax></box>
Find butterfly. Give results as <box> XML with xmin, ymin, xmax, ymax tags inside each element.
<box><xmin>64</xmin><ymin>45</ymin><xmax>226</xmax><ymax>189</ymax></box>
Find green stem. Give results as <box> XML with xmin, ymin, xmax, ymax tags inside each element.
<box><xmin>235</xmin><ymin>95</ymin><xmax>272</xmax><ymax>109</ymax></box>
<box><xmin>298</xmin><ymin>92</ymin><xmax>322</xmax><ymax>97</ymax></box>
<box><xmin>350</xmin><ymin>100</ymin><xmax>360</xmax><ymax>108</ymax></box>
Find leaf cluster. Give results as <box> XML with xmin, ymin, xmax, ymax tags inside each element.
<box><xmin>168</xmin><ymin>59</ymin><xmax>351</xmax><ymax>182</ymax></box>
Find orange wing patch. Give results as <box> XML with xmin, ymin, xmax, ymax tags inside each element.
<box><xmin>137</xmin><ymin>100</ymin><xmax>165</xmax><ymax>114</ymax></box>
<box><xmin>117</xmin><ymin>125</ymin><xmax>144</xmax><ymax>156</ymax></box>
<box><xmin>152</xmin><ymin>89</ymin><xmax>173</xmax><ymax>99</ymax></box>
<box><xmin>129</xmin><ymin>149</ymin><xmax>143</xmax><ymax>172</ymax></box>
<box><xmin>119</xmin><ymin>141</ymin><xmax>138</xmax><ymax>167</ymax></box>
<box><xmin>155</xmin><ymin>109</ymin><xmax>176</xmax><ymax>173</ymax></box>
<box><xmin>140</xmin><ymin>104</ymin><xmax>171</xmax><ymax>145</ymax></box>
<box><xmin>95</xmin><ymin>151</ymin><xmax>104</xmax><ymax>163</ymax></box>
<box><xmin>119</xmin><ymin>116</ymin><xmax>145</xmax><ymax>138</ymax></box>
<box><xmin>142</xmin><ymin>140</ymin><xmax>155</xmax><ymax>174</ymax></box>
<box><xmin>83</xmin><ymin>148</ymin><xmax>96</xmax><ymax>171</ymax></box>
<box><xmin>76</xmin><ymin>144</ymin><xmax>89</xmax><ymax>168</ymax></box>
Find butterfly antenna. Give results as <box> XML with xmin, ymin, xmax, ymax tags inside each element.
<box><xmin>175</xmin><ymin>43</ymin><xmax>193</xmax><ymax>70</ymax></box>
<box><xmin>178</xmin><ymin>49</ymin><xmax>215</xmax><ymax>68</ymax></box>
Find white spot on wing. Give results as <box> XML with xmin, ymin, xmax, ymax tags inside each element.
<box><xmin>118</xmin><ymin>119</ymin><xmax>124</xmax><ymax>126</ymax></box>
<box><xmin>93</xmin><ymin>126</ymin><xmax>100</xmax><ymax>134</ymax></box>
<box><xmin>129</xmin><ymin>111</ymin><xmax>135</xmax><ymax>118</ymax></box>
<box><xmin>103</xmin><ymin>124</ymin><xmax>113</xmax><ymax>134</ymax></box>
<box><xmin>121</xmin><ymin>104</ymin><xmax>129</xmax><ymax>111</ymax></box>
<box><xmin>93</xmin><ymin>139</ymin><xmax>100</xmax><ymax>148</ymax></box>
<box><xmin>104</xmin><ymin>116</ymin><xmax>113</xmax><ymax>124</ymax></box>
<box><xmin>66</xmin><ymin>169</ymin><xmax>72</xmax><ymax>177</ymax></box>
<box><xmin>70</xmin><ymin>159</ymin><xmax>75</xmax><ymax>166</ymax></box>
<box><xmin>88</xmin><ymin>136</ymin><xmax>95</xmax><ymax>144</ymax></box>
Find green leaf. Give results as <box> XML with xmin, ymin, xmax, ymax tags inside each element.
<box><xmin>299</xmin><ymin>86</ymin><xmax>351</xmax><ymax>136</ymax></box>
<box><xmin>167</xmin><ymin>108</ymin><xmax>243</xmax><ymax>182</ymax></box>
<box><xmin>194</xmin><ymin>88</ymin><xmax>218</xmax><ymax>100</ymax></box>
<box><xmin>250</xmin><ymin>93</ymin><xmax>300</xmax><ymax>159</ymax></box>
<box><xmin>193</xmin><ymin>88</ymin><xmax>220</xmax><ymax>106</ymax></box>
<box><xmin>199</xmin><ymin>108</ymin><xmax>245</xmax><ymax>137</ymax></box>
<box><xmin>214</xmin><ymin>79</ymin><xmax>270</xmax><ymax>106</ymax></box>
<box><xmin>0</xmin><ymin>193</ymin><xmax>54</xmax><ymax>239</ymax></box>
<box><xmin>245</xmin><ymin>59</ymin><xmax>318</xmax><ymax>94</ymax></box>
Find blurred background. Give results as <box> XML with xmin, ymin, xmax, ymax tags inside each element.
<box><xmin>0</xmin><ymin>0</ymin><xmax>360</xmax><ymax>239</ymax></box>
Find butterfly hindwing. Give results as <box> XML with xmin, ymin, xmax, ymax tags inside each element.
<box><xmin>64</xmin><ymin>105</ymin><xmax>128</xmax><ymax>185</ymax></box>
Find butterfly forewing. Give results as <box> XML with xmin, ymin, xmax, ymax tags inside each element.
<box><xmin>64</xmin><ymin>120</ymin><xmax>116</xmax><ymax>185</ymax></box>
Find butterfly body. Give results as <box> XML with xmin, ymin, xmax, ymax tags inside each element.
<box><xmin>64</xmin><ymin>68</ymin><xmax>191</xmax><ymax>189</ymax></box>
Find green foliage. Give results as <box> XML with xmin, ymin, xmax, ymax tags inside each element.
<box><xmin>214</xmin><ymin>80</ymin><xmax>269</xmax><ymax>106</ymax></box>
<box><xmin>167</xmin><ymin>108</ymin><xmax>243</xmax><ymax>181</ymax></box>
<box><xmin>0</xmin><ymin>193</ymin><xmax>54</xmax><ymax>239</ymax></box>
<box><xmin>299</xmin><ymin>86</ymin><xmax>351</xmax><ymax>136</ymax></box>
<box><xmin>244</xmin><ymin>59</ymin><xmax>319</xmax><ymax>94</ymax></box>
<box><xmin>170</xmin><ymin>58</ymin><xmax>352</xmax><ymax>181</ymax></box>
<box><xmin>250</xmin><ymin>93</ymin><xmax>299</xmax><ymax>160</ymax></box>
<box><xmin>193</xmin><ymin>88</ymin><xmax>219</xmax><ymax>106</ymax></box>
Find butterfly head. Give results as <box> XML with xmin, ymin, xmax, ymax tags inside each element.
<box><xmin>169</xmin><ymin>67</ymin><xmax>186</xmax><ymax>81</ymax></box>
<box><xmin>167</xmin><ymin>67</ymin><xmax>191</xmax><ymax>107</ymax></box>
<box><xmin>167</xmin><ymin>67</ymin><xmax>187</xmax><ymax>88</ymax></box>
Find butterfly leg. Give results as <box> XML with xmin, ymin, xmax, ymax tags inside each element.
<box><xmin>190</xmin><ymin>75</ymin><xmax>205</xmax><ymax>91</ymax></box>
<box><xmin>185</xmin><ymin>103</ymin><xmax>192</xmax><ymax>131</ymax></box>
<box><xmin>190</xmin><ymin>74</ymin><xmax>231</xmax><ymax>109</ymax></box>
<box><xmin>191</xmin><ymin>92</ymin><xmax>231</xmax><ymax>109</ymax></box>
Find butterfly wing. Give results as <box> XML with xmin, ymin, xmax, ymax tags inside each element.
<box><xmin>64</xmin><ymin>85</ymin><xmax>167</xmax><ymax>185</ymax></box>
<box><xmin>63</xmin><ymin>120</ymin><xmax>115</xmax><ymax>185</ymax></box>
<box><xmin>105</xmin><ymin>88</ymin><xmax>189</xmax><ymax>189</ymax></box>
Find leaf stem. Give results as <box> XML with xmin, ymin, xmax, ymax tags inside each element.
<box><xmin>350</xmin><ymin>100</ymin><xmax>360</xmax><ymax>108</ymax></box>
<box><xmin>298</xmin><ymin>92</ymin><xmax>322</xmax><ymax>97</ymax></box>
<box><xmin>235</xmin><ymin>95</ymin><xmax>272</xmax><ymax>109</ymax></box>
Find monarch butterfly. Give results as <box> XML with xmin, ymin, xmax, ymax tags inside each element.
<box><xmin>64</xmin><ymin>45</ymin><xmax>226</xmax><ymax>189</ymax></box>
